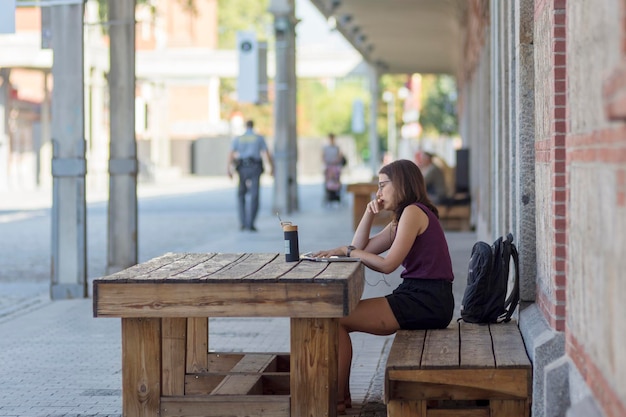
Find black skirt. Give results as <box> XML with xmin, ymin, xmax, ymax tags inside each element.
<box><xmin>385</xmin><ymin>278</ymin><xmax>454</xmax><ymax>330</ymax></box>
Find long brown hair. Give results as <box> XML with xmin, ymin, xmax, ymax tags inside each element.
<box><xmin>379</xmin><ymin>159</ymin><xmax>439</xmax><ymax>220</ymax></box>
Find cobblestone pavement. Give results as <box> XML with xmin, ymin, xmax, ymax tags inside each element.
<box><xmin>0</xmin><ymin>174</ymin><xmax>475</xmax><ymax>416</ymax></box>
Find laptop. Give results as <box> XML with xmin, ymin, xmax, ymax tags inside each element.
<box><xmin>299</xmin><ymin>252</ymin><xmax>360</xmax><ymax>262</ymax></box>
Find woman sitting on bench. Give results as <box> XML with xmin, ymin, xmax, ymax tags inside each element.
<box><xmin>312</xmin><ymin>159</ymin><xmax>455</xmax><ymax>414</ymax></box>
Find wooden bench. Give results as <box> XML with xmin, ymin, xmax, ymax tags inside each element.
<box><xmin>436</xmin><ymin>201</ymin><xmax>471</xmax><ymax>231</ymax></box>
<box><xmin>385</xmin><ymin>321</ymin><xmax>531</xmax><ymax>417</ymax></box>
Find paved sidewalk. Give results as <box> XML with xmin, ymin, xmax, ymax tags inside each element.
<box><xmin>0</xmin><ymin>175</ymin><xmax>475</xmax><ymax>417</ymax></box>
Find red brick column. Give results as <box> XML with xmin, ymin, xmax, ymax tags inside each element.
<box><xmin>534</xmin><ymin>0</ymin><xmax>567</xmax><ymax>332</ymax></box>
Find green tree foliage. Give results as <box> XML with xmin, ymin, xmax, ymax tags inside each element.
<box><xmin>419</xmin><ymin>74</ymin><xmax>458</xmax><ymax>137</ymax></box>
<box><xmin>219</xmin><ymin>78</ymin><xmax>273</xmax><ymax>135</ymax></box>
<box><xmin>217</xmin><ymin>0</ymin><xmax>271</xmax><ymax>48</ymax></box>
<box><xmin>96</xmin><ymin>0</ymin><xmax>156</xmax><ymax>26</ymax></box>
<box><xmin>298</xmin><ymin>78</ymin><xmax>369</xmax><ymax>154</ymax></box>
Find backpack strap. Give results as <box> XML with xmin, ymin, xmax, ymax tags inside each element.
<box><xmin>500</xmin><ymin>234</ymin><xmax>520</xmax><ymax>323</ymax></box>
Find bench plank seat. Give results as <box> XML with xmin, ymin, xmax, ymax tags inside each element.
<box><xmin>385</xmin><ymin>321</ymin><xmax>531</xmax><ymax>417</ymax></box>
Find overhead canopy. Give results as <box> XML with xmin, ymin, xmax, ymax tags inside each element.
<box><xmin>309</xmin><ymin>0</ymin><xmax>466</xmax><ymax>75</ymax></box>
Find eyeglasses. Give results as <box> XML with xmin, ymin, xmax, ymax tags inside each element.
<box><xmin>378</xmin><ymin>180</ymin><xmax>391</xmax><ymax>190</ymax></box>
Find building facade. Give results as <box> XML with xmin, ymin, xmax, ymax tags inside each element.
<box><xmin>459</xmin><ymin>1</ymin><xmax>625</xmax><ymax>416</ymax></box>
<box><xmin>4</xmin><ymin>0</ymin><xmax>625</xmax><ymax>414</ymax></box>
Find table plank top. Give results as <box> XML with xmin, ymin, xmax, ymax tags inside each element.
<box><xmin>93</xmin><ymin>252</ymin><xmax>365</xmax><ymax>319</ymax></box>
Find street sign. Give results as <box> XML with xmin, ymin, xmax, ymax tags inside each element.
<box><xmin>0</xmin><ymin>0</ymin><xmax>16</xmax><ymax>34</ymax></box>
<box><xmin>237</xmin><ymin>31</ymin><xmax>268</xmax><ymax>104</ymax></box>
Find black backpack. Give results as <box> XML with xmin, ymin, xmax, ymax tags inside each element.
<box><xmin>460</xmin><ymin>233</ymin><xmax>520</xmax><ymax>323</ymax></box>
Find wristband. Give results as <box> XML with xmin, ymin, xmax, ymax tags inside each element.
<box><xmin>347</xmin><ymin>245</ymin><xmax>356</xmax><ymax>257</ymax></box>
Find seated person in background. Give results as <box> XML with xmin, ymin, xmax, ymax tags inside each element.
<box><xmin>415</xmin><ymin>151</ymin><xmax>447</xmax><ymax>205</ymax></box>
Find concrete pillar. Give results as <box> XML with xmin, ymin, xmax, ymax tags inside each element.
<box><xmin>208</xmin><ymin>76</ymin><xmax>221</xmax><ymax>126</ymax></box>
<box><xmin>0</xmin><ymin>68</ymin><xmax>9</xmax><ymax>191</ymax></box>
<box><xmin>490</xmin><ymin>2</ymin><xmax>510</xmax><ymax>239</ymax></box>
<box><xmin>84</xmin><ymin>0</ymin><xmax>107</xmax><ymax>193</ymax></box>
<box><xmin>383</xmin><ymin>91</ymin><xmax>397</xmax><ymax>160</ymax></box>
<box><xmin>368</xmin><ymin>63</ymin><xmax>380</xmax><ymax>175</ymax></box>
<box><xmin>50</xmin><ymin>3</ymin><xmax>87</xmax><ymax>299</ymax></box>
<box><xmin>513</xmin><ymin>0</ymin><xmax>537</xmax><ymax>302</ymax></box>
<box><xmin>475</xmin><ymin>31</ymin><xmax>492</xmax><ymax>239</ymax></box>
<box><xmin>149</xmin><ymin>82</ymin><xmax>169</xmax><ymax>177</ymax></box>
<box><xmin>39</xmin><ymin>72</ymin><xmax>52</xmax><ymax>189</ymax></box>
<box><xmin>107</xmin><ymin>0</ymin><xmax>138</xmax><ymax>274</ymax></box>
<box><xmin>271</xmin><ymin>0</ymin><xmax>298</xmax><ymax>215</ymax></box>
<box><xmin>86</xmin><ymin>68</ymin><xmax>108</xmax><ymax>192</ymax></box>
<box><xmin>490</xmin><ymin>0</ymin><xmax>501</xmax><ymax>238</ymax></box>
<box><xmin>504</xmin><ymin>0</ymin><xmax>514</xmax><ymax>232</ymax></box>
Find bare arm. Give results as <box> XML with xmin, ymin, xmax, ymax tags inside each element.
<box><xmin>263</xmin><ymin>149</ymin><xmax>274</xmax><ymax>176</ymax></box>
<box><xmin>312</xmin><ymin>202</ymin><xmax>428</xmax><ymax>274</ymax></box>
<box><xmin>311</xmin><ymin>199</ymin><xmax>386</xmax><ymax>259</ymax></box>
<box><xmin>227</xmin><ymin>150</ymin><xmax>237</xmax><ymax>178</ymax></box>
<box><xmin>352</xmin><ymin>204</ymin><xmax>427</xmax><ymax>273</ymax></box>
<box><xmin>351</xmin><ymin>199</ymin><xmax>391</xmax><ymax>252</ymax></box>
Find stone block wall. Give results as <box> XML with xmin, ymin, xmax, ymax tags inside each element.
<box><xmin>458</xmin><ymin>0</ymin><xmax>626</xmax><ymax>416</ymax></box>
<box><xmin>534</xmin><ymin>0</ymin><xmax>567</xmax><ymax>332</ymax></box>
<box><xmin>565</xmin><ymin>0</ymin><xmax>626</xmax><ymax>416</ymax></box>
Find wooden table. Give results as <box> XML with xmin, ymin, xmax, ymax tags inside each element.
<box><xmin>93</xmin><ymin>252</ymin><xmax>364</xmax><ymax>417</ymax></box>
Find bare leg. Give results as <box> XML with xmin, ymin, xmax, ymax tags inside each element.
<box><xmin>337</xmin><ymin>324</ymin><xmax>352</xmax><ymax>414</ymax></box>
<box><xmin>338</xmin><ymin>297</ymin><xmax>400</xmax><ymax>413</ymax></box>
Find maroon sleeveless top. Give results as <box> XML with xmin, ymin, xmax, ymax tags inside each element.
<box><xmin>400</xmin><ymin>203</ymin><xmax>454</xmax><ymax>281</ymax></box>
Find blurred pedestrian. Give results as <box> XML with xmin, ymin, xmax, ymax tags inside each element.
<box><xmin>227</xmin><ymin>120</ymin><xmax>274</xmax><ymax>231</ymax></box>
<box><xmin>322</xmin><ymin>133</ymin><xmax>345</xmax><ymax>204</ymax></box>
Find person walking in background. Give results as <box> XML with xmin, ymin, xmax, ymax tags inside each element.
<box><xmin>227</xmin><ymin>120</ymin><xmax>274</xmax><ymax>231</ymax></box>
<box><xmin>311</xmin><ymin>159</ymin><xmax>454</xmax><ymax>414</ymax></box>
<box><xmin>322</xmin><ymin>133</ymin><xmax>345</xmax><ymax>204</ymax></box>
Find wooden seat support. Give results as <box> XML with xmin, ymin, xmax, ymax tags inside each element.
<box><xmin>385</xmin><ymin>321</ymin><xmax>531</xmax><ymax>417</ymax></box>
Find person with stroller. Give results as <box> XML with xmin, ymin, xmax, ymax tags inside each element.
<box><xmin>322</xmin><ymin>133</ymin><xmax>345</xmax><ymax>204</ymax></box>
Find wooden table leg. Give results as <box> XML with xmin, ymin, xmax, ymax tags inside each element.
<box><xmin>491</xmin><ymin>399</ymin><xmax>528</xmax><ymax>417</ymax></box>
<box><xmin>162</xmin><ymin>317</ymin><xmax>186</xmax><ymax>396</ymax></box>
<box><xmin>122</xmin><ymin>318</ymin><xmax>161</xmax><ymax>417</ymax></box>
<box><xmin>291</xmin><ymin>317</ymin><xmax>338</xmax><ymax>417</ymax></box>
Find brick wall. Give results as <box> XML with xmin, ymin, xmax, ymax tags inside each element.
<box><xmin>534</xmin><ymin>0</ymin><xmax>567</xmax><ymax>332</ymax></box>
<box><xmin>459</xmin><ymin>0</ymin><xmax>626</xmax><ymax>415</ymax></box>
<box><xmin>458</xmin><ymin>0</ymin><xmax>489</xmax><ymax>89</ymax></box>
<box><xmin>565</xmin><ymin>0</ymin><xmax>626</xmax><ymax>416</ymax></box>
